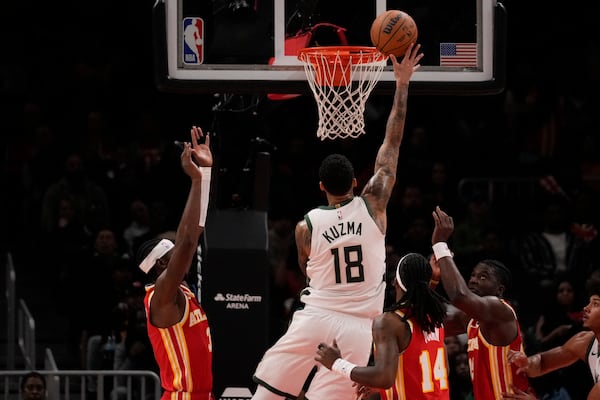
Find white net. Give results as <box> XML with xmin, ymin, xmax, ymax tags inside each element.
<box><xmin>298</xmin><ymin>46</ymin><xmax>387</xmax><ymax>140</ymax></box>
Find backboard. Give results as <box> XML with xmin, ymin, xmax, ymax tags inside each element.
<box><xmin>153</xmin><ymin>0</ymin><xmax>506</xmax><ymax>95</ymax></box>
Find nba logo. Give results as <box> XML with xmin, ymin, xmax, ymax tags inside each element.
<box><xmin>183</xmin><ymin>17</ymin><xmax>204</xmax><ymax>65</ymax></box>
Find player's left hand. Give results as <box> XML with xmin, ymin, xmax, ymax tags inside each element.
<box><xmin>190</xmin><ymin>125</ymin><xmax>212</xmax><ymax>167</ymax></box>
<box><xmin>506</xmin><ymin>349</ymin><xmax>530</xmax><ymax>375</ymax></box>
<box><xmin>431</xmin><ymin>206</ymin><xmax>454</xmax><ymax>243</ymax></box>
<box><xmin>315</xmin><ymin>339</ymin><xmax>342</xmax><ymax>369</ymax></box>
<box><xmin>389</xmin><ymin>43</ymin><xmax>423</xmax><ymax>84</ymax></box>
<box><xmin>353</xmin><ymin>383</ymin><xmax>377</xmax><ymax>400</ymax></box>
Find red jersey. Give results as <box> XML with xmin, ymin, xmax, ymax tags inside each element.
<box><xmin>144</xmin><ymin>284</ymin><xmax>213</xmax><ymax>400</ymax></box>
<box><xmin>467</xmin><ymin>299</ymin><xmax>530</xmax><ymax>400</ymax></box>
<box><xmin>379</xmin><ymin>310</ymin><xmax>450</xmax><ymax>400</ymax></box>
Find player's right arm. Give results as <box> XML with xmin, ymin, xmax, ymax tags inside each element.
<box><xmin>508</xmin><ymin>331</ymin><xmax>594</xmax><ymax>377</ymax></box>
<box><xmin>314</xmin><ymin>313</ymin><xmax>409</xmax><ymax>389</ymax></box>
<box><xmin>152</xmin><ymin>127</ymin><xmax>211</xmax><ymax>326</ymax></box>
<box><xmin>295</xmin><ymin>218</ymin><xmax>311</xmax><ymax>277</ymax></box>
<box><xmin>349</xmin><ymin>313</ymin><xmax>410</xmax><ymax>388</ymax></box>
<box><xmin>361</xmin><ymin>44</ymin><xmax>423</xmax><ymax>232</ymax></box>
<box><xmin>431</xmin><ymin>206</ymin><xmax>515</xmax><ymax>329</ymax></box>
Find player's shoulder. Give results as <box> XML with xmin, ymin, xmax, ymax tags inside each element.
<box><xmin>570</xmin><ymin>330</ymin><xmax>595</xmax><ymax>344</ymax></box>
<box><xmin>565</xmin><ymin>330</ymin><xmax>595</xmax><ymax>355</ymax></box>
<box><xmin>375</xmin><ymin>310</ymin><xmax>409</xmax><ymax>328</ymax></box>
<box><xmin>295</xmin><ymin>214</ymin><xmax>310</xmax><ymax>229</ymax></box>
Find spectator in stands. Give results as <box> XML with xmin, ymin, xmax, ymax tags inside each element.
<box><xmin>40</xmin><ymin>150</ymin><xmax>110</xmax><ymax>235</ymax></box>
<box><xmin>448</xmin><ymin>350</ymin><xmax>474</xmax><ymax>400</ymax></box>
<box><xmin>451</xmin><ymin>192</ymin><xmax>497</xmax><ymax>264</ymax></box>
<box><xmin>396</xmin><ymin>125</ymin><xmax>436</xmax><ymax>184</ymax></box>
<box><xmin>423</xmin><ymin>159</ymin><xmax>461</xmax><ymax>216</ymax></box>
<box><xmin>43</xmin><ymin>194</ymin><xmax>93</xmax><ymax>294</ymax></box>
<box><xmin>72</xmin><ymin>228</ymin><xmax>131</xmax><ymax>369</ymax></box>
<box><xmin>67</xmin><ymin>228</ymin><xmax>132</xmax><ymax>395</ymax></box>
<box><xmin>444</xmin><ymin>334</ymin><xmax>465</xmax><ymax>361</ymax></box>
<box><xmin>122</xmin><ymin>199</ymin><xmax>151</xmax><ymax>259</ymax></box>
<box><xmin>387</xmin><ymin>182</ymin><xmax>428</xmax><ymax>246</ymax></box>
<box><xmin>112</xmin><ymin>284</ymin><xmax>158</xmax><ymax>400</ymax></box>
<box><xmin>396</xmin><ymin>213</ymin><xmax>434</xmax><ymax>258</ymax></box>
<box><xmin>513</xmin><ymin>195</ymin><xmax>595</xmax><ymax>317</ymax></box>
<box><xmin>528</xmin><ymin>276</ymin><xmax>590</xmax><ymax>399</ymax></box>
<box><xmin>20</xmin><ymin>371</ymin><xmax>46</xmax><ymax>400</ymax></box>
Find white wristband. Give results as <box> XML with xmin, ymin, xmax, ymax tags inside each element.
<box><xmin>433</xmin><ymin>242</ymin><xmax>452</xmax><ymax>261</ymax></box>
<box><xmin>199</xmin><ymin>167</ymin><xmax>211</xmax><ymax>227</ymax></box>
<box><xmin>331</xmin><ymin>358</ymin><xmax>356</xmax><ymax>379</ymax></box>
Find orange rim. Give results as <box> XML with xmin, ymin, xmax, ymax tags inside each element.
<box><xmin>297</xmin><ymin>46</ymin><xmax>387</xmax><ymax>86</ymax></box>
<box><xmin>297</xmin><ymin>46</ymin><xmax>386</xmax><ymax>64</ymax></box>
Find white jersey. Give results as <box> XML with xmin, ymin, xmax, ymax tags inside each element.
<box><xmin>587</xmin><ymin>336</ymin><xmax>600</xmax><ymax>383</ymax></box>
<box><xmin>301</xmin><ymin>196</ymin><xmax>386</xmax><ymax>319</ymax></box>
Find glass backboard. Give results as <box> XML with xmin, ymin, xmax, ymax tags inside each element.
<box><xmin>153</xmin><ymin>0</ymin><xmax>506</xmax><ymax>95</ymax></box>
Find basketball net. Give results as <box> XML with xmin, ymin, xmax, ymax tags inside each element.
<box><xmin>298</xmin><ymin>46</ymin><xmax>387</xmax><ymax>140</ymax></box>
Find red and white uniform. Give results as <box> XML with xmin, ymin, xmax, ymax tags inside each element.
<box><xmin>145</xmin><ymin>284</ymin><xmax>213</xmax><ymax>400</ymax></box>
<box><xmin>380</xmin><ymin>310</ymin><xmax>450</xmax><ymax>400</ymax></box>
<box><xmin>467</xmin><ymin>299</ymin><xmax>530</xmax><ymax>399</ymax></box>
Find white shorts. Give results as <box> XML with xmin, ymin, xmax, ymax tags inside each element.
<box><xmin>253</xmin><ymin>305</ymin><xmax>373</xmax><ymax>399</ymax></box>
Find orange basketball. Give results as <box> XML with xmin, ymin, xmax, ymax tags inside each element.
<box><xmin>370</xmin><ymin>10</ymin><xmax>418</xmax><ymax>57</ymax></box>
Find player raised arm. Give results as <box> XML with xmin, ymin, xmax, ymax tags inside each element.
<box><xmin>432</xmin><ymin>206</ymin><xmax>516</xmax><ymax>334</ymax></box>
<box><xmin>361</xmin><ymin>44</ymin><xmax>423</xmax><ymax>232</ymax></box>
<box><xmin>151</xmin><ymin>126</ymin><xmax>212</xmax><ymax>326</ymax></box>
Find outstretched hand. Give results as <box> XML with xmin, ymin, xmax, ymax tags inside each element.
<box><xmin>315</xmin><ymin>339</ymin><xmax>342</xmax><ymax>369</ymax></box>
<box><xmin>180</xmin><ymin>126</ymin><xmax>212</xmax><ymax>179</ymax></box>
<box><xmin>190</xmin><ymin>125</ymin><xmax>212</xmax><ymax>167</ymax></box>
<box><xmin>506</xmin><ymin>349</ymin><xmax>530</xmax><ymax>375</ymax></box>
<box><xmin>354</xmin><ymin>383</ymin><xmax>377</xmax><ymax>400</ymax></box>
<box><xmin>389</xmin><ymin>43</ymin><xmax>423</xmax><ymax>85</ymax></box>
<box><xmin>431</xmin><ymin>206</ymin><xmax>454</xmax><ymax>244</ymax></box>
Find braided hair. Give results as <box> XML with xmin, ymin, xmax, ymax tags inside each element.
<box><xmin>386</xmin><ymin>253</ymin><xmax>448</xmax><ymax>333</ymax></box>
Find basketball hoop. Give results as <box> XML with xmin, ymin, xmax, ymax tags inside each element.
<box><xmin>297</xmin><ymin>46</ymin><xmax>387</xmax><ymax>140</ymax></box>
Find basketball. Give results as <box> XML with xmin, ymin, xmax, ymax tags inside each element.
<box><xmin>370</xmin><ymin>10</ymin><xmax>418</xmax><ymax>57</ymax></box>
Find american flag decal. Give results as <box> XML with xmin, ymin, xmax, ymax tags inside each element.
<box><xmin>439</xmin><ymin>43</ymin><xmax>477</xmax><ymax>67</ymax></box>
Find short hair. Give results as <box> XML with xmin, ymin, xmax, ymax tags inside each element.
<box><xmin>586</xmin><ymin>277</ymin><xmax>600</xmax><ymax>298</ymax></box>
<box><xmin>481</xmin><ymin>259</ymin><xmax>512</xmax><ymax>289</ymax></box>
<box><xmin>20</xmin><ymin>371</ymin><xmax>46</xmax><ymax>391</ymax></box>
<box><xmin>389</xmin><ymin>253</ymin><xmax>447</xmax><ymax>333</ymax></box>
<box><xmin>318</xmin><ymin>154</ymin><xmax>354</xmax><ymax>196</ymax></box>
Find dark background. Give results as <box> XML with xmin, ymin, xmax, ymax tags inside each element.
<box><xmin>1</xmin><ymin>0</ymin><xmax>600</xmax><ymax>396</ymax></box>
